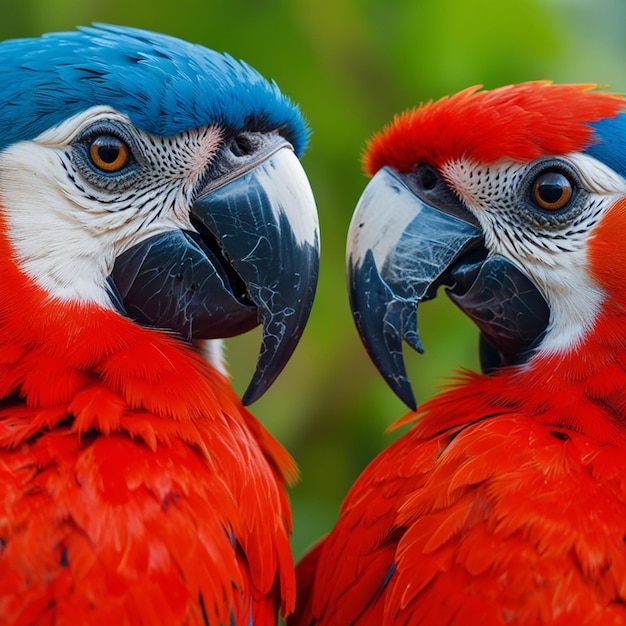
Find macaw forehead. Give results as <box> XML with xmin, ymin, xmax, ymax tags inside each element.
<box><xmin>364</xmin><ymin>82</ymin><xmax>626</xmax><ymax>176</ymax></box>
<box><xmin>0</xmin><ymin>24</ymin><xmax>309</xmax><ymax>155</ymax></box>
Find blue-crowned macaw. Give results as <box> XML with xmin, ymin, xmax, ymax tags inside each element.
<box><xmin>291</xmin><ymin>83</ymin><xmax>626</xmax><ymax>625</ymax></box>
<box><xmin>0</xmin><ymin>24</ymin><xmax>319</xmax><ymax>625</ymax></box>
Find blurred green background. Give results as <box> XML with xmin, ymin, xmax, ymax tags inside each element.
<box><xmin>3</xmin><ymin>0</ymin><xmax>625</xmax><ymax>560</ymax></box>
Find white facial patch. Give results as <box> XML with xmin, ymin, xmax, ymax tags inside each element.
<box><xmin>0</xmin><ymin>106</ymin><xmax>223</xmax><ymax>308</ymax></box>
<box><xmin>441</xmin><ymin>153</ymin><xmax>626</xmax><ymax>356</ymax></box>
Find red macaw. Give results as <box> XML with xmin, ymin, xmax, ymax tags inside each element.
<box><xmin>292</xmin><ymin>83</ymin><xmax>626</xmax><ymax>624</ymax></box>
<box><xmin>0</xmin><ymin>26</ymin><xmax>319</xmax><ymax>625</ymax></box>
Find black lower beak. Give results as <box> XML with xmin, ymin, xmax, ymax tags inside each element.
<box><xmin>111</xmin><ymin>143</ymin><xmax>319</xmax><ymax>405</ymax></box>
<box><xmin>347</xmin><ymin>167</ymin><xmax>549</xmax><ymax>409</ymax></box>
<box><xmin>447</xmin><ymin>253</ymin><xmax>550</xmax><ymax>372</ymax></box>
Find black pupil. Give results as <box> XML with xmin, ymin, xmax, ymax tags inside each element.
<box><xmin>95</xmin><ymin>137</ymin><xmax>121</xmax><ymax>163</ymax></box>
<box><xmin>536</xmin><ymin>172</ymin><xmax>568</xmax><ymax>204</ymax></box>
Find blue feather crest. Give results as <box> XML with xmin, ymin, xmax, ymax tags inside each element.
<box><xmin>0</xmin><ymin>24</ymin><xmax>309</xmax><ymax>155</ymax></box>
<box><xmin>586</xmin><ymin>113</ymin><xmax>626</xmax><ymax>178</ymax></box>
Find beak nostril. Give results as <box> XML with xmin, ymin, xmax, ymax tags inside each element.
<box><xmin>416</xmin><ymin>163</ymin><xmax>439</xmax><ymax>191</ymax></box>
<box><xmin>231</xmin><ymin>134</ymin><xmax>255</xmax><ymax>157</ymax></box>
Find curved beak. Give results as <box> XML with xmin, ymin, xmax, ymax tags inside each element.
<box><xmin>112</xmin><ymin>137</ymin><xmax>319</xmax><ymax>405</ymax></box>
<box><xmin>192</xmin><ymin>144</ymin><xmax>320</xmax><ymax>404</ymax></box>
<box><xmin>347</xmin><ymin>167</ymin><xmax>549</xmax><ymax>409</ymax></box>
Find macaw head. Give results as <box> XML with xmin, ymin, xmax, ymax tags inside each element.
<box><xmin>348</xmin><ymin>82</ymin><xmax>626</xmax><ymax>409</ymax></box>
<box><xmin>0</xmin><ymin>24</ymin><xmax>319</xmax><ymax>404</ymax></box>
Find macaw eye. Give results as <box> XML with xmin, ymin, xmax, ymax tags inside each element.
<box><xmin>89</xmin><ymin>135</ymin><xmax>130</xmax><ymax>172</ymax></box>
<box><xmin>531</xmin><ymin>171</ymin><xmax>573</xmax><ymax>211</ymax></box>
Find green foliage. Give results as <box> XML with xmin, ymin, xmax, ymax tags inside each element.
<box><xmin>2</xmin><ymin>0</ymin><xmax>624</xmax><ymax>558</ymax></box>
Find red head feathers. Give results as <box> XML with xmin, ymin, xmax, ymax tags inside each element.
<box><xmin>364</xmin><ymin>82</ymin><xmax>626</xmax><ymax>175</ymax></box>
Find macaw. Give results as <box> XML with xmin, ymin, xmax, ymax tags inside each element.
<box><xmin>0</xmin><ymin>25</ymin><xmax>319</xmax><ymax>625</ymax></box>
<box><xmin>291</xmin><ymin>82</ymin><xmax>626</xmax><ymax>625</ymax></box>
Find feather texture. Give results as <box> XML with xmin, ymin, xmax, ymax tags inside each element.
<box><xmin>0</xmin><ymin>24</ymin><xmax>308</xmax><ymax>155</ymax></box>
